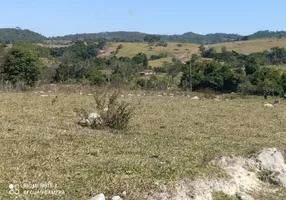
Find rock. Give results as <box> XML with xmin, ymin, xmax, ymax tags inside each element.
<box><xmin>122</xmin><ymin>191</ymin><xmax>127</xmax><ymax>196</ymax></box>
<box><xmin>79</xmin><ymin>92</ymin><xmax>83</xmax><ymax>95</ymax></box>
<box><xmin>191</xmin><ymin>96</ymin><xmax>200</xmax><ymax>100</ymax></box>
<box><xmin>263</xmin><ymin>103</ymin><xmax>274</xmax><ymax>108</ymax></box>
<box><xmin>88</xmin><ymin>93</ymin><xmax>93</xmax><ymax>96</ymax></box>
<box><xmin>111</xmin><ymin>196</ymin><xmax>122</xmax><ymax>200</ymax></box>
<box><xmin>90</xmin><ymin>193</ymin><xmax>105</xmax><ymax>200</ymax></box>
<box><xmin>40</xmin><ymin>95</ymin><xmax>49</xmax><ymax>97</ymax></box>
<box><xmin>257</xmin><ymin>148</ymin><xmax>286</xmax><ymax>186</ymax></box>
<box><xmin>40</xmin><ymin>91</ymin><xmax>45</xmax><ymax>94</ymax></box>
<box><xmin>78</xmin><ymin>112</ymin><xmax>103</xmax><ymax>127</ymax></box>
<box><xmin>103</xmin><ymin>107</ymin><xmax>108</xmax><ymax>112</ymax></box>
<box><xmin>236</xmin><ymin>192</ymin><xmax>254</xmax><ymax>200</ymax></box>
<box><xmin>87</xmin><ymin>112</ymin><xmax>103</xmax><ymax>125</ymax></box>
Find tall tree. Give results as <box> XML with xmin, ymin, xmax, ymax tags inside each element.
<box><xmin>1</xmin><ymin>44</ymin><xmax>41</xmax><ymax>87</ymax></box>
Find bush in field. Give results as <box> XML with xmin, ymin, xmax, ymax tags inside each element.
<box><xmin>76</xmin><ymin>91</ymin><xmax>133</xmax><ymax>130</ymax></box>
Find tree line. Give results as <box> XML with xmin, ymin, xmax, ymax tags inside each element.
<box><xmin>0</xmin><ymin>28</ymin><xmax>285</xmax><ymax>44</ymax></box>
<box><xmin>1</xmin><ymin>40</ymin><xmax>286</xmax><ymax>96</ymax></box>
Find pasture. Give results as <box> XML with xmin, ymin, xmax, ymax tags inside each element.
<box><xmin>1</xmin><ymin>91</ymin><xmax>286</xmax><ymax>199</ymax></box>
<box><xmin>108</xmin><ymin>38</ymin><xmax>286</xmax><ymax>67</ymax></box>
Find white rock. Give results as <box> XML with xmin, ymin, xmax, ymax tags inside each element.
<box><xmin>47</xmin><ymin>90</ymin><xmax>52</xmax><ymax>93</ymax></box>
<box><xmin>263</xmin><ymin>103</ymin><xmax>274</xmax><ymax>108</ymax></box>
<box><xmin>40</xmin><ymin>95</ymin><xmax>49</xmax><ymax>97</ymax></box>
<box><xmin>257</xmin><ymin>148</ymin><xmax>286</xmax><ymax>186</ymax></box>
<box><xmin>236</xmin><ymin>192</ymin><xmax>254</xmax><ymax>200</ymax></box>
<box><xmin>79</xmin><ymin>92</ymin><xmax>83</xmax><ymax>95</ymax></box>
<box><xmin>128</xmin><ymin>94</ymin><xmax>133</xmax><ymax>96</ymax></box>
<box><xmin>122</xmin><ymin>191</ymin><xmax>127</xmax><ymax>196</ymax></box>
<box><xmin>40</xmin><ymin>91</ymin><xmax>45</xmax><ymax>94</ymax></box>
<box><xmin>121</xmin><ymin>95</ymin><xmax>124</xmax><ymax>98</ymax></box>
<box><xmin>103</xmin><ymin>107</ymin><xmax>108</xmax><ymax>112</ymax></box>
<box><xmin>191</xmin><ymin>96</ymin><xmax>200</xmax><ymax>100</ymax></box>
<box><xmin>111</xmin><ymin>196</ymin><xmax>122</xmax><ymax>200</ymax></box>
<box><xmin>90</xmin><ymin>193</ymin><xmax>105</xmax><ymax>200</ymax></box>
<box><xmin>88</xmin><ymin>112</ymin><xmax>103</xmax><ymax>125</ymax></box>
<box><xmin>88</xmin><ymin>93</ymin><xmax>93</xmax><ymax>96</ymax></box>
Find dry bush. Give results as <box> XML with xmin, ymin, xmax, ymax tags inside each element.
<box><xmin>76</xmin><ymin>90</ymin><xmax>133</xmax><ymax>130</ymax></box>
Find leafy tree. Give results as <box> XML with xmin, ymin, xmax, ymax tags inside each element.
<box><xmin>143</xmin><ymin>34</ymin><xmax>161</xmax><ymax>43</ymax></box>
<box><xmin>53</xmin><ymin>63</ymin><xmax>87</xmax><ymax>83</ymax></box>
<box><xmin>166</xmin><ymin>60</ymin><xmax>182</xmax><ymax>80</ymax></box>
<box><xmin>132</xmin><ymin>53</ymin><xmax>148</xmax><ymax>68</ymax></box>
<box><xmin>245</xmin><ymin>57</ymin><xmax>260</xmax><ymax>75</ymax></box>
<box><xmin>1</xmin><ymin>44</ymin><xmax>41</xmax><ymax>86</ymax></box>
<box><xmin>87</xmin><ymin>68</ymin><xmax>106</xmax><ymax>85</ymax></box>
<box><xmin>280</xmin><ymin>72</ymin><xmax>286</xmax><ymax>93</ymax></box>
<box><xmin>199</xmin><ymin>45</ymin><xmax>206</xmax><ymax>55</ymax></box>
<box><xmin>237</xmin><ymin>80</ymin><xmax>257</xmax><ymax>94</ymax></box>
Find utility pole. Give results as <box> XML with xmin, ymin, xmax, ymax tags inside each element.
<box><xmin>189</xmin><ymin>61</ymin><xmax>192</xmax><ymax>92</ymax></box>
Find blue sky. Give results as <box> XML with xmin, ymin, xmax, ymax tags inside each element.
<box><xmin>0</xmin><ymin>0</ymin><xmax>285</xmax><ymax>37</ymax></box>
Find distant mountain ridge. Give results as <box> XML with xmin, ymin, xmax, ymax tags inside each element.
<box><xmin>0</xmin><ymin>28</ymin><xmax>286</xmax><ymax>44</ymax></box>
<box><xmin>0</xmin><ymin>28</ymin><xmax>46</xmax><ymax>43</ymax></box>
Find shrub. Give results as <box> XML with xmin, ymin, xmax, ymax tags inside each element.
<box><xmin>177</xmin><ymin>44</ymin><xmax>183</xmax><ymax>47</ymax></box>
<box><xmin>76</xmin><ymin>90</ymin><xmax>133</xmax><ymax>130</ymax></box>
<box><xmin>155</xmin><ymin>42</ymin><xmax>168</xmax><ymax>47</ymax></box>
<box><xmin>117</xmin><ymin>44</ymin><xmax>123</xmax><ymax>49</ymax></box>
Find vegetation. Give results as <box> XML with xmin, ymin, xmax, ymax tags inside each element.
<box><xmin>180</xmin><ymin>46</ymin><xmax>286</xmax><ymax>96</ymax></box>
<box><xmin>1</xmin><ymin>93</ymin><xmax>286</xmax><ymax>199</ymax></box>
<box><xmin>1</xmin><ymin>39</ymin><xmax>286</xmax><ymax>97</ymax></box>
<box><xmin>0</xmin><ymin>28</ymin><xmax>285</xmax><ymax>45</ymax></box>
<box><xmin>0</xmin><ymin>28</ymin><xmax>46</xmax><ymax>43</ymax></box>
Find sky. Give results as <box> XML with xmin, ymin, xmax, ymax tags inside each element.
<box><xmin>0</xmin><ymin>0</ymin><xmax>285</xmax><ymax>37</ymax></box>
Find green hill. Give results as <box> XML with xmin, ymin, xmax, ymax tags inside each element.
<box><xmin>0</xmin><ymin>28</ymin><xmax>46</xmax><ymax>43</ymax></box>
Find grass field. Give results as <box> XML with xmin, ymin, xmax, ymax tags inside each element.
<box><xmin>210</xmin><ymin>38</ymin><xmax>286</xmax><ymax>54</ymax></box>
<box><xmin>1</xmin><ymin>91</ymin><xmax>286</xmax><ymax>199</ymax></box>
<box><xmin>109</xmin><ymin>38</ymin><xmax>286</xmax><ymax>67</ymax></box>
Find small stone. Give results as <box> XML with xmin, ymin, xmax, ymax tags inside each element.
<box><xmin>111</xmin><ymin>196</ymin><xmax>122</xmax><ymax>200</ymax></box>
<box><xmin>263</xmin><ymin>103</ymin><xmax>274</xmax><ymax>108</ymax></box>
<box><xmin>191</xmin><ymin>96</ymin><xmax>199</xmax><ymax>100</ymax></box>
<box><xmin>236</xmin><ymin>192</ymin><xmax>254</xmax><ymax>200</ymax></box>
<box><xmin>122</xmin><ymin>191</ymin><xmax>127</xmax><ymax>196</ymax></box>
<box><xmin>90</xmin><ymin>193</ymin><xmax>105</xmax><ymax>200</ymax></box>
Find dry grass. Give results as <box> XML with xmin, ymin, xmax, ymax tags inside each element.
<box><xmin>107</xmin><ymin>39</ymin><xmax>286</xmax><ymax>67</ymax></box>
<box><xmin>1</xmin><ymin>92</ymin><xmax>286</xmax><ymax>199</ymax></box>
<box><xmin>210</xmin><ymin>38</ymin><xmax>286</xmax><ymax>54</ymax></box>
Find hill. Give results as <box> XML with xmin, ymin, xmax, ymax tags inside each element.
<box><xmin>0</xmin><ymin>28</ymin><xmax>46</xmax><ymax>43</ymax></box>
<box><xmin>0</xmin><ymin>28</ymin><xmax>286</xmax><ymax>45</ymax></box>
<box><xmin>248</xmin><ymin>30</ymin><xmax>286</xmax><ymax>40</ymax></box>
<box><xmin>109</xmin><ymin>38</ymin><xmax>286</xmax><ymax>67</ymax></box>
<box><xmin>49</xmin><ymin>31</ymin><xmax>241</xmax><ymax>44</ymax></box>
<box><xmin>49</xmin><ymin>30</ymin><xmax>286</xmax><ymax>44</ymax></box>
